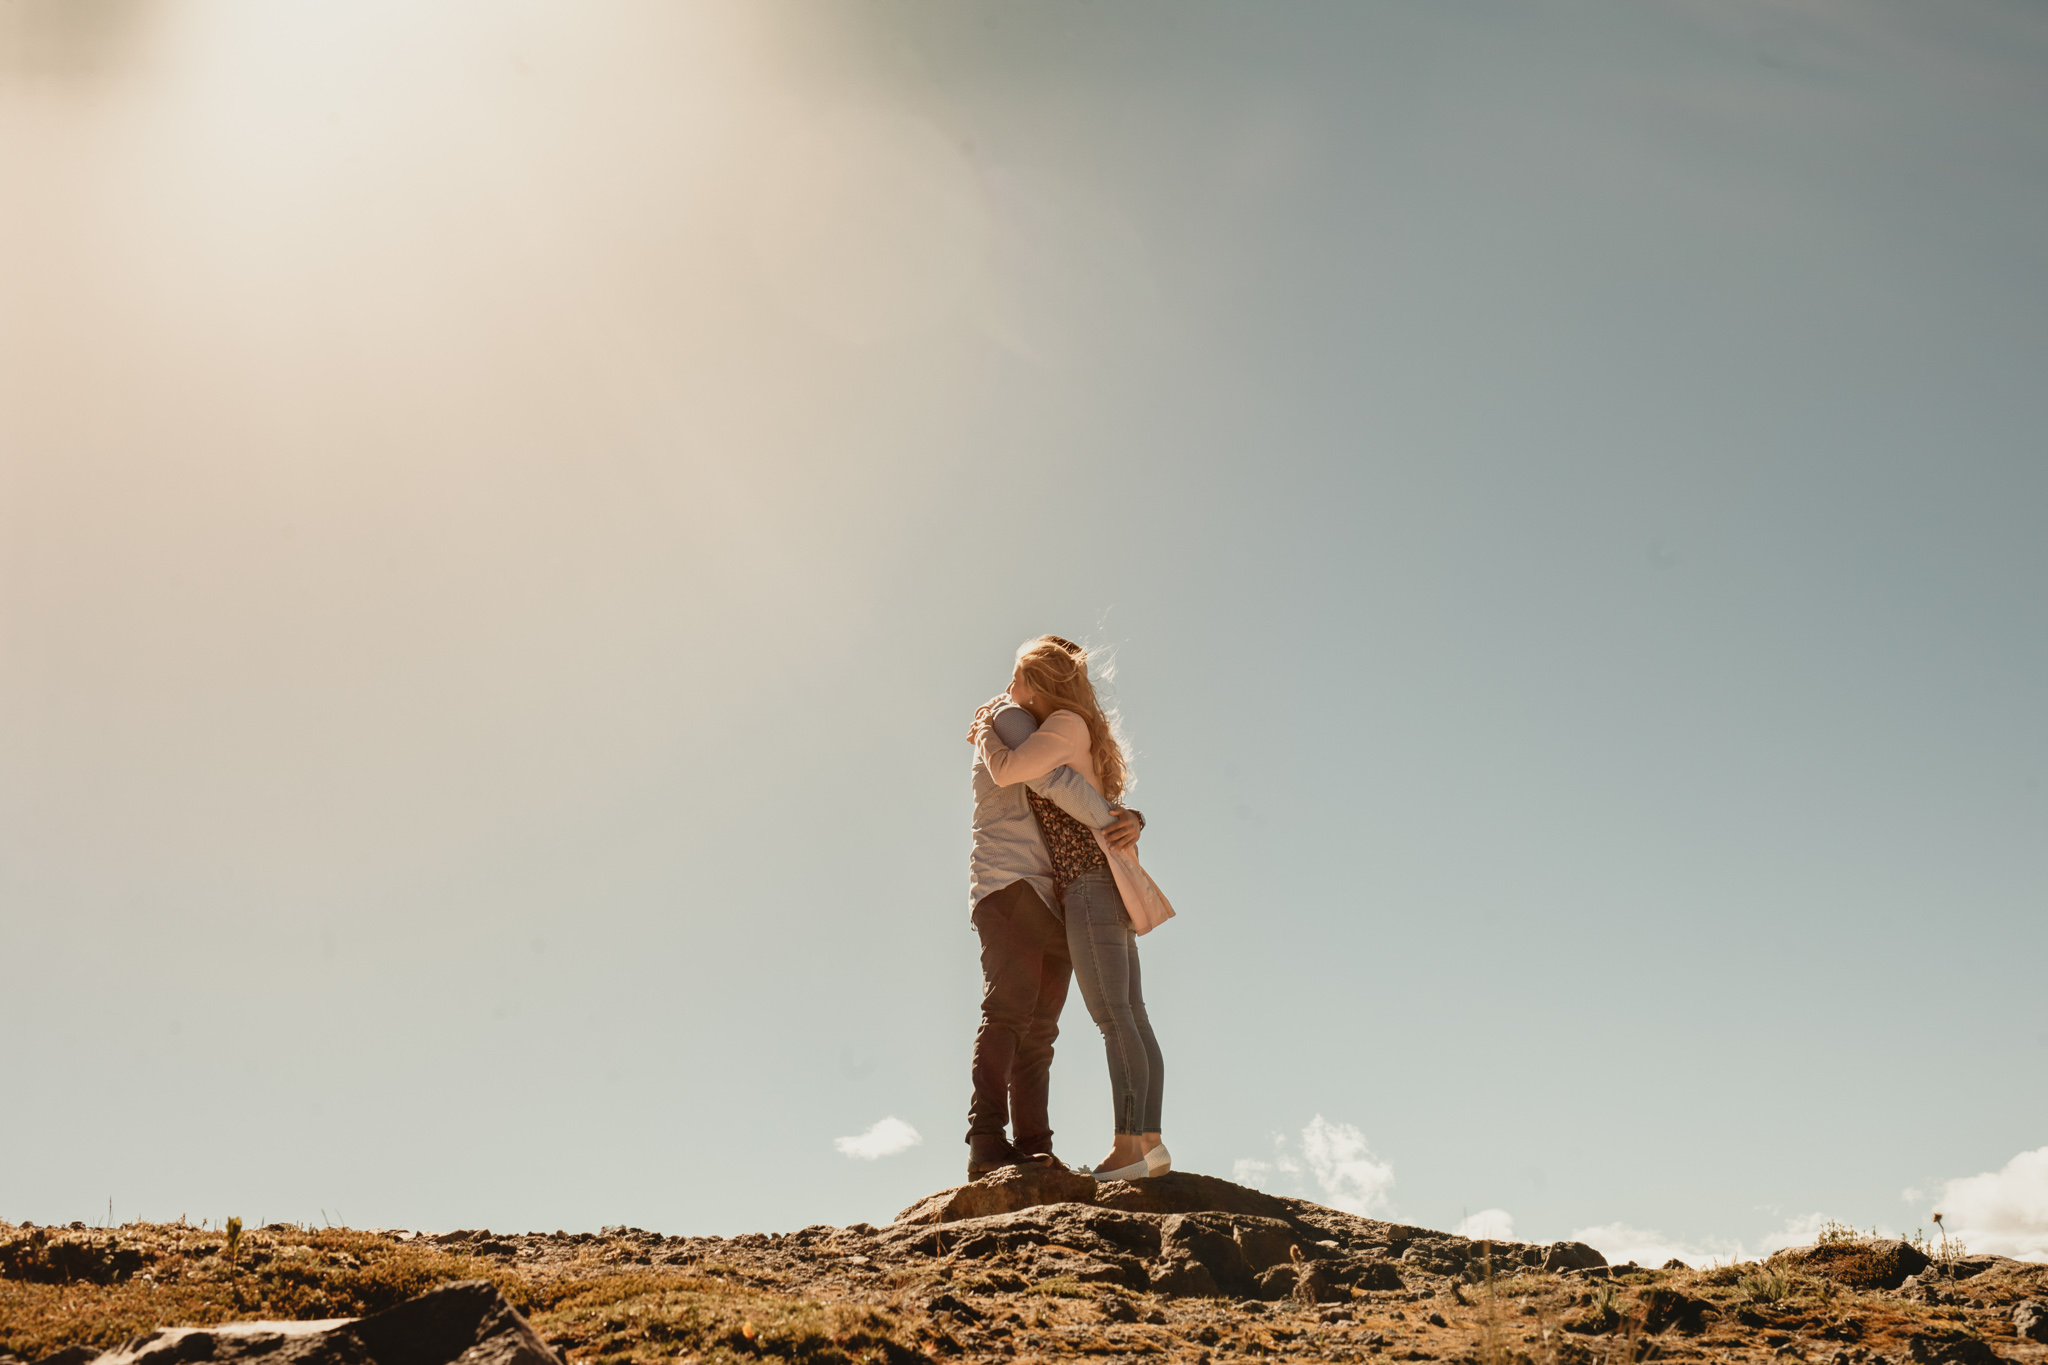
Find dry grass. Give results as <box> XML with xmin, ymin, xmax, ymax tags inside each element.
<box><xmin>7</xmin><ymin>1218</ymin><xmax>2047</xmax><ymax>1365</ymax></box>
<box><xmin>0</xmin><ymin>1223</ymin><xmax>927</xmax><ymax>1365</ymax></box>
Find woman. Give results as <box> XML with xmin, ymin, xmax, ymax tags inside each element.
<box><xmin>971</xmin><ymin>635</ymin><xmax>1170</xmax><ymax>1182</ymax></box>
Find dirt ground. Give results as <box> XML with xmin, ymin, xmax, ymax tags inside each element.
<box><xmin>4</xmin><ymin>1186</ymin><xmax>2044</xmax><ymax>1365</ymax></box>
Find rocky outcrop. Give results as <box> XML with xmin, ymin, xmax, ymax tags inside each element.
<box><xmin>79</xmin><ymin>1281</ymin><xmax>559</xmax><ymax>1365</ymax></box>
<box><xmin>878</xmin><ymin>1166</ymin><xmax>1600</xmax><ymax>1299</ymax></box>
<box><xmin>2014</xmin><ymin>1300</ymin><xmax>2047</xmax><ymax>1344</ymax></box>
<box><xmin>1770</xmin><ymin>1238</ymin><xmax>1930</xmax><ymax>1290</ymax></box>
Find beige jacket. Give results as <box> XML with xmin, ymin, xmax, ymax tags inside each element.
<box><xmin>975</xmin><ymin>710</ymin><xmax>1177</xmax><ymax>935</ymax></box>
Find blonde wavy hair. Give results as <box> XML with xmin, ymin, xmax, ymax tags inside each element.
<box><xmin>1013</xmin><ymin>635</ymin><xmax>1131</xmax><ymax>802</ymax></box>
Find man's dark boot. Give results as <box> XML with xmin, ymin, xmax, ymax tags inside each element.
<box><xmin>967</xmin><ymin>1132</ymin><xmax>1024</xmax><ymax>1181</ymax></box>
<box><xmin>1014</xmin><ymin>1134</ymin><xmax>1067</xmax><ymax>1171</ymax></box>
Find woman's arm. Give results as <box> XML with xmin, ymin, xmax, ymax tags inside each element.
<box><xmin>977</xmin><ymin>710</ymin><xmax>1090</xmax><ymax>788</ymax></box>
<box><xmin>989</xmin><ymin>705</ymin><xmax>1115</xmax><ymax>828</ymax></box>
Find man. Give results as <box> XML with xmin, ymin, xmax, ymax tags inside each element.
<box><xmin>965</xmin><ymin>695</ymin><xmax>1142</xmax><ymax>1180</ymax></box>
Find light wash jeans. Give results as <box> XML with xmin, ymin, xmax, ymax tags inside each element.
<box><xmin>1062</xmin><ymin>867</ymin><xmax>1165</xmax><ymax>1136</ymax></box>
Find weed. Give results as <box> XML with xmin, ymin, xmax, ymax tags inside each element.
<box><xmin>1737</xmin><ymin>1265</ymin><xmax>1795</xmax><ymax>1305</ymax></box>
<box><xmin>1473</xmin><ymin>1241</ymin><xmax>1509</xmax><ymax>1365</ymax></box>
<box><xmin>1026</xmin><ymin>1275</ymin><xmax>1091</xmax><ymax>1299</ymax></box>
<box><xmin>223</xmin><ymin>1218</ymin><xmax>243</xmax><ymax>1272</ymax></box>
<box><xmin>1928</xmin><ymin>1213</ymin><xmax>1969</xmax><ymax>1279</ymax></box>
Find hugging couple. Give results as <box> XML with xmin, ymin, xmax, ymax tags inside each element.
<box><xmin>964</xmin><ymin>634</ymin><xmax>1175</xmax><ymax>1185</ymax></box>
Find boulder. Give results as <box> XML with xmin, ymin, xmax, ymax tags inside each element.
<box><xmin>1348</xmin><ymin>1256</ymin><xmax>1406</xmax><ymax>1291</ymax></box>
<box><xmin>1639</xmin><ymin>1288</ymin><xmax>1717</xmax><ymax>1335</ymax></box>
<box><xmin>2013</xmin><ymin>1302</ymin><xmax>2047</xmax><ymax>1345</ymax></box>
<box><xmin>1771</xmin><ymin>1239</ymin><xmax>1929</xmax><ymax>1291</ymax></box>
<box><xmin>1255</xmin><ymin>1262</ymin><xmax>1347</xmax><ymax>1304</ymax></box>
<box><xmin>1230</xmin><ymin>1217</ymin><xmax>1310</xmax><ymax>1273</ymax></box>
<box><xmin>1541</xmin><ymin>1242</ymin><xmax>1609</xmax><ymax>1273</ymax></box>
<box><xmin>1</xmin><ymin>1232</ymin><xmax>147</xmax><ymax>1287</ymax></box>
<box><xmin>1148</xmin><ymin>1255</ymin><xmax>1221</xmax><ymax>1298</ymax></box>
<box><xmin>893</xmin><ymin>1164</ymin><xmax>1100</xmax><ymax>1225</ymax></box>
<box><xmin>1095</xmin><ymin>1174</ymin><xmax>1301</xmax><ymax>1221</ymax></box>
<box><xmin>83</xmin><ymin>1282</ymin><xmax>558</xmax><ymax>1365</ymax></box>
<box><xmin>1907</xmin><ymin>1330</ymin><xmax>2001</xmax><ymax>1365</ymax></box>
<box><xmin>1159</xmin><ymin>1214</ymin><xmax>1259</xmax><ymax>1298</ymax></box>
<box><xmin>1034</xmin><ymin>1252</ymin><xmax>1146</xmax><ymax>1292</ymax></box>
<box><xmin>1399</xmin><ymin>1239</ymin><xmax>1469</xmax><ymax>1277</ymax></box>
<box><xmin>880</xmin><ymin>1203</ymin><xmax>1159</xmax><ymax>1263</ymax></box>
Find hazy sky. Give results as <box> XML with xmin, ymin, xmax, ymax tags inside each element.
<box><xmin>3</xmin><ymin>0</ymin><xmax>2045</xmax><ymax>1263</ymax></box>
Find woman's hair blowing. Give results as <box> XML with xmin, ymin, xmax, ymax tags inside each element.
<box><xmin>1014</xmin><ymin>635</ymin><xmax>1130</xmax><ymax>802</ymax></box>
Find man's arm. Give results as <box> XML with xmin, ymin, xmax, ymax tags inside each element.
<box><xmin>991</xmin><ymin>704</ymin><xmax>1116</xmax><ymax>829</ymax></box>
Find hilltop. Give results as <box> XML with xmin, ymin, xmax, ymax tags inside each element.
<box><xmin>4</xmin><ymin>1167</ymin><xmax>2044</xmax><ymax>1365</ymax></box>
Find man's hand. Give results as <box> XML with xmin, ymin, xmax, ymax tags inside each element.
<box><xmin>1103</xmin><ymin>809</ymin><xmax>1142</xmax><ymax>850</ymax></box>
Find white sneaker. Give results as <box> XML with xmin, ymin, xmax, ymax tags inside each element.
<box><xmin>1091</xmin><ymin>1156</ymin><xmax>1152</xmax><ymax>1182</ymax></box>
<box><xmin>1146</xmin><ymin>1143</ymin><xmax>1172</xmax><ymax>1175</ymax></box>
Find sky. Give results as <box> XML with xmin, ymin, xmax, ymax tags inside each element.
<box><xmin>2</xmin><ymin>0</ymin><xmax>2045</xmax><ymax>1264</ymax></box>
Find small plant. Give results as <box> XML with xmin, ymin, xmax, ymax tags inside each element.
<box><xmin>1026</xmin><ymin>1275</ymin><xmax>1090</xmax><ymax>1299</ymax></box>
<box><xmin>1928</xmin><ymin>1212</ymin><xmax>1969</xmax><ymax>1279</ymax></box>
<box><xmin>1815</xmin><ymin>1221</ymin><xmax>1861</xmax><ymax>1247</ymax></box>
<box><xmin>223</xmin><ymin>1217</ymin><xmax>243</xmax><ymax>1272</ymax></box>
<box><xmin>1736</xmin><ymin>1264</ymin><xmax>1794</xmax><ymax>1305</ymax></box>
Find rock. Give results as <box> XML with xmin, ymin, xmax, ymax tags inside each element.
<box><xmin>1283</xmin><ymin>1262</ymin><xmax>1346</xmax><ymax>1304</ymax></box>
<box><xmin>1096</xmin><ymin>1295</ymin><xmax>1138</xmax><ymax>1324</ymax></box>
<box><xmin>1</xmin><ymin>1232</ymin><xmax>147</xmax><ymax>1287</ymax></box>
<box><xmin>1639</xmin><ymin>1288</ymin><xmax>1717</xmax><ymax>1335</ymax></box>
<box><xmin>1254</xmin><ymin>1264</ymin><xmax>1297</xmax><ymax>1301</ymax></box>
<box><xmin>1907</xmin><ymin>1331</ymin><xmax>2001</xmax><ymax>1365</ymax></box>
<box><xmin>1945</xmin><ymin>1257</ymin><xmax>1992</xmax><ymax>1281</ymax></box>
<box><xmin>34</xmin><ymin>1351</ymin><xmax>100</xmax><ymax>1365</ymax></box>
<box><xmin>1035</xmin><ymin>1253</ymin><xmax>1145</xmax><ymax>1291</ymax></box>
<box><xmin>1541</xmin><ymin>1242</ymin><xmax>1609</xmax><ymax>1273</ymax></box>
<box><xmin>1772</xmin><ymin>1239</ymin><xmax>1930</xmax><ymax>1291</ymax></box>
<box><xmin>1147</xmin><ymin>1254</ymin><xmax>1221</xmax><ymax>1298</ymax></box>
<box><xmin>1230</xmin><ymin>1217</ymin><xmax>1309</xmax><ymax>1273</ymax></box>
<box><xmin>1159</xmin><ymin>1214</ymin><xmax>1259</xmax><ymax>1298</ymax></box>
<box><xmin>1565</xmin><ymin>1304</ymin><xmax>1623</xmax><ymax>1335</ymax></box>
<box><xmin>922</xmin><ymin>1292</ymin><xmax>984</xmax><ymax>1325</ymax></box>
<box><xmin>1404</xmin><ymin>1240</ymin><xmax>1476</xmax><ymax>1277</ymax></box>
<box><xmin>1095</xmin><ymin>1174</ymin><xmax>1301</xmax><ymax>1221</ymax></box>
<box><xmin>892</xmin><ymin>1164</ymin><xmax>1101</xmax><ymax>1226</ymax></box>
<box><xmin>2014</xmin><ymin>1302</ymin><xmax>2047</xmax><ymax>1344</ymax></box>
<box><xmin>882</xmin><ymin>1202</ymin><xmax>1159</xmax><ymax>1263</ymax></box>
<box><xmin>86</xmin><ymin>1281</ymin><xmax>559</xmax><ymax>1365</ymax></box>
<box><xmin>1662</xmin><ymin>1258</ymin><xmax>1691</xmax><ymax>1271</ymax></box>
<box><xmin>1425</xmin><ymin>1312</ymin><xmax>1448</xmax><ymax>1328</ymax></box>
<box><xmin>1348</xmin><ymin>1256</ymin><xmax>1406</xmax><ymax>1291</ymax></box>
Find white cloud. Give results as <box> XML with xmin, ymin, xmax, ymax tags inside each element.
<box><xmin>1302</xmin><ymin>1116</ymin><xmax>1397</xmax><ymax>1216</ymax></box>
<box><xmin>1919</xmin><ymin>1146</ymin><xmax>2048</xmax><ymax>1262</ymax></box>
<box><xmin>1234</xmin><ymin>1117</ymin><xmax>1394</xmax><ymax>1216</ymax></box>
<box><xmin>834</xmin><ymin>1116</ymin><xmax>923</xmax><ymax>1160</ymax></box>
<box><xmin>1456</xmin><ymin>1209</ymin><xmax>1515</xmax><ymax>1241</ymax></box>
<box><xmin>1569</xmin><ymin>1213</ymin><xmax>1844</xmax><ymax>1270</ymax></box>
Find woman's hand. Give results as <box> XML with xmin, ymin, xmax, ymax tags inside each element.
<box><xmin>966</xmin><ymin>694</ymin><xmax>1007</xmax><ymax>744</ymax></box>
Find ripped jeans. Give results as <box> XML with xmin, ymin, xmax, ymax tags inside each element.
<box><xmin>1062</xmin><ymin>867</ymin><xmax>1165</xmax><ymax>1136</ymax></box>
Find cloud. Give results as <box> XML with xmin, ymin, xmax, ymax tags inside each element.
<box><xmin>1234</xmin><ymin>1117</ymin><xmax>1394</xmax><ymax>1217</ymax></box>
<box><xmin>834</xmin><ymin>1116</ymin><xmax>923</xmax><ymax>1160</ymax></box>
<box><xmin>1569</xmin><ymin>1212</ymin><xmax>1845</xmax><ymax>1269</ymax></box>
<box><xmin>1919</xmin><ymin>1146</ymin><xmax>2048</xmax><ymax>1262</ymax></box>
<box><xmin>1301</xmin><ymin>1116</ymin><xmax>1396</xmax><ymax>1215</ymax></box>
<box><xmin>1456</xmin><ymin>1209</ymin><xmax>1515</xmax><ymax>1241</ymax></box>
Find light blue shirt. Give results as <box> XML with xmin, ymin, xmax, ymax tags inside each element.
<box><xmin>966</xmin><ymin>701</ymin><xmax>1115</xmax><ymax>914</ymax></box>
